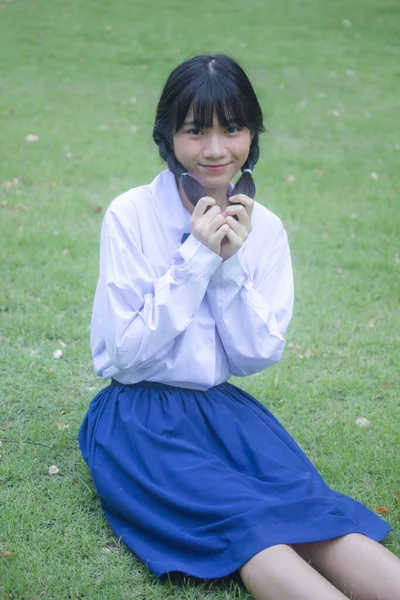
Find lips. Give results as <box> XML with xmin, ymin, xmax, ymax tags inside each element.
<box><xmin>200</xmin><ymin>163</ymin><xmax>231</xmax><ymax>172</ymax></box>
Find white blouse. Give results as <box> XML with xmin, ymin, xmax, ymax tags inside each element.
<box><xmin>90</xmin><ymin>169</ymin><xmax>294</xmax><ymax>391</ymax></box>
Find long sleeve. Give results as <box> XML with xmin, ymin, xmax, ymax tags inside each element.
<box><xmin>91</xmin><ymin>204</ymin><xmax>223</xmax><ymax>374</ymax></box>
<box><xmin>206</xmin><ymin>221</ymin><xmax>294</xmax><ymax>377</ymax></box>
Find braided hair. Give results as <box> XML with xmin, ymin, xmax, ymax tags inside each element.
<box><xmin>153</xmin><ymin>54</ymin><xmax>265</xmax><ymax>206</ymax></box>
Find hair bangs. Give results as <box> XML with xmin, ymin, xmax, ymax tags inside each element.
<box><xmin>174</xmin><ymin>77</ymin><xmax>250</xmax><ymax>133</ymax></box>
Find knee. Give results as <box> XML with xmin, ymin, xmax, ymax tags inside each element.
<box><xmin>294</xmin><ymin>532</ymin><xmax>368</xmax><ymax>562</ymax></box>
<box><xmin>239</xmin><ymin>543</ymin><xmax>293</xmax><ymax>579</ymax></box>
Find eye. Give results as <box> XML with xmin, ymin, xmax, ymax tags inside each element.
<box><xmin>186</xmin><ymin>128</ymin><xmax>203</xmax><ymax>136</ymax></box>
<box><xmin>226</xmin><ymin>125</ymin><xmax>241</xmax><ymax>134</ymax></box>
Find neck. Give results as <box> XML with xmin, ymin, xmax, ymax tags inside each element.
<box><xmin>177</xmin><ymin>180</ymin><xmax>229</xmax><ymax>215</ymax></box>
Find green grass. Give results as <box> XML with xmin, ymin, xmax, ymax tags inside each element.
<box><xmin>1</xmin><ymin>0</ymin><xmax>399</xmax><ymax>597</ymax></box>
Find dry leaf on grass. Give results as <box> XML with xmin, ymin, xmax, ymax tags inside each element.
<box><xmin>375</xmin><ymin>506</ymin><xmax>391</xmax><ymax>515</ymax></box>
<box><xmin>48</xmin><ymin>465</ymin><xmax>59</xmax><ymax>476</ymax></box>
<box><xmin>56</xmin><ymin>423</ymin><xmax>69</xmax><ymax>431</ymax></box>
<box><xmin>3</xmin><ymin>178</ymin><xmax>20</xmax><ymax>189</ymax></box>
<box><xmin>393</xmin><ymin>491</ymin><xmax>400</xmax><ymax>502</ymax></box>
<box><xmin>0</xmin><ymin>551</ymin><xmax>12</xmax><ymax>557</ymax></box>
<box><xmin>288</xmin><ymin>344</ymin><xmax>317</xmax><ymax>360</ymax></box>
<box><xmin>101</xmin><ymin>547</ymin><xmax>112</xmax><ymax>554</ymax></box>
<box><xmin>288</xmin><ymin>343</ymin><xmax>301</xmax><ymax>351</ymax></box>
<box><xmin>25</xmin><ymin>134</ymin><xmax>40</xmax><ymax>142</ymax></box>
<box><xmin>356</xmin><ymin>417</ymin><xmax>371</xmax><ymax>429</ymax></box>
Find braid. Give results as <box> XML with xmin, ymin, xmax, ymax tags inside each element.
<box><xmin>231</xmin><ymin>135</ymin><xmax>260</xmax><ymax>199</ymax></box>
<box><xmin>154</xmin><ymin>134</ymin><xmax>206</xmax><ymax>206</ymax></box>
<box><xmin>156</xmin><ymin>137</ymin><xmax>169</xmax><ymax>162</ymax></box>
<box><xmin>165</xmin><ymin>146</ymin><xmax>206</xmax><ymax>207</ymax></box>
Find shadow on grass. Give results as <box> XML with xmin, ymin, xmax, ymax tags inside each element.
<box><xmin>163</xmin><ymin>568</ymin><xmax>248</xmax><ymax>597</ymax></box>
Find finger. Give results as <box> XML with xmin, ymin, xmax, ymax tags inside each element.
<box><xmin>225</xmin><ymin>214</ymin><xmax>245</xmax><ymax>235</ymax></box>
<box><xmin>229</xmin><ymin>193</ymin><xmax>252</xmax><ymax>205</ymax></box>
<box><xmin>209</xmin><ymin>211</ymin><xmax>226</xmax><ymax>229</ymax></box>
<box><xmin>192</xmin><ymin>199</ymin><xmax>221</xmax><ymax>225</ymax></box>
<box><xmin>225</xmin><ymin>206</ymin><xmax>252</xmax><ymax>230</ymax></box>
<box><xmin>213</xmin><ymin>224</ymin><xmax>230</xmax><ymax>242</ymax></box>
<box><xmin>225</xmin><ymin>204</ymin><xmax>247</xmax><ymax>217</ymax></box>
<box><xmin>202</xmin><ymin>212</ymin><xmax>226</xmax><ymax>238</ymax></box>
<box><xmin>203</xmin><ymin>205</ymin><xmax>223</xmax><ymax>226</ymax></box>
<box><xmin>193</xmin><ymin>196</ymin><xmax>217</xmax><ymax>217</ymax></box>
<box><xmin>228</xmin><ymin>194</ymin><xmax>254</xmax><ymax>218</ymax></box>
<box><xmin>223</xmin><ymin>225</ymin><xmax>242</xmax><ymax>245</ymax></box>
<box><xmin>226</xmin><ymin>203</ymin><xmax>251</xmax><ymax>221</ymax></box>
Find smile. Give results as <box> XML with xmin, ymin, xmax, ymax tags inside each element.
<box><xmin>200</xmin><ymin>163</ymin><xmax>231</xmax><ymax>172</ymax></box>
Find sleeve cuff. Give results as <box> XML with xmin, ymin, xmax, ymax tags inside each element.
<box><xmin>174</xmin><ymin>234</ymin><xmax>223</xmax><ymax>279</ymax></box>
<box><xmin>208</xmin><ymin>247</ymin><xmax>248</xmax><ymax>286</ymax></box>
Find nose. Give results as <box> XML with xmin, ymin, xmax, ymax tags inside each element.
<box><xmin>202</xmin><ymin>133</ymin><xmax>226</xmax><ymax>159</ymax></box>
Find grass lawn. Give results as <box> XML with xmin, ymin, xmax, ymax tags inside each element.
<box><xmin>0</xmin><ymin>0</ymin><xmax>399</xmax><ymax>597</ymax></box>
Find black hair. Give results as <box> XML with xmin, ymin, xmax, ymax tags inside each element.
<box><xmin>153</xmin><ymin>54</ymin><xmax>265</xmax><ymax>206</ymax></box>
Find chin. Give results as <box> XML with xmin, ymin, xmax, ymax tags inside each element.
<box><xmin>198</xmin><ymin>169</ymin><xmax>235</xmax><ymax>184</ymax></box>
<box><xmin>203</xmin><ymin>179</ymin><xmax>231</xmax><ymax>193</ymax></box>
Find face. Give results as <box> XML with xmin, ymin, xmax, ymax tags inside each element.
<box><xmin>173</xmin><ymin>107</ymin><xmax>252</xmax><ymax>194</ymax></box>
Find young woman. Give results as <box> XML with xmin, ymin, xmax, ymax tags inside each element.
<box><xmin>79</xmin><ymin>54</ymin><xmax>400</xmax><ymax>600</ymax></box>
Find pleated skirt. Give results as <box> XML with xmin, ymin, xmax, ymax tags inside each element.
<box><xmin>78</xmin><ymin>379</ymin><xmax>391</xmax><ymax>579</ymax></box>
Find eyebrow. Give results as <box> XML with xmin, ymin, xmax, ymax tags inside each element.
<box><xmin>182</xmin><ymin>119</ymin><xmax>237</xmax><ymax>128</ymax></box>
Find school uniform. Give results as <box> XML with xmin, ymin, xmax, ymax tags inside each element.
<box><xmin>79</xmin><ymin>169</ymin><xmax>390</xmax><ymax>579</ymax></box>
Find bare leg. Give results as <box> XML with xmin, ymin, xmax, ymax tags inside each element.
<box><xmin>294</xmin><ymin>533</ymin><xmax>400</xmax><ymax>600</ymax></box>
<box><xmin>239</xmin><ymin>543</ymin><xmax>347</xmax><ymax>600</ymax></box>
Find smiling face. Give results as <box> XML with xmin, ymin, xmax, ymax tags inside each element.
<box><xmin>173</xmin><ymin>106</ymin><xmax>252</xmax><ymax>196</ymax></box>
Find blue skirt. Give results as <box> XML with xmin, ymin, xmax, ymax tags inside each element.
<box><xmin>78</xmin><ymin>379</ymin><xmax>391</xmax><ymax>579</ymax></box>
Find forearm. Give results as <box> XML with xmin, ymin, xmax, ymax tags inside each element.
<box><xmin>100</xmin><ymin>234</ymin><xmax>223</xmax><ymax>372</ymax></box>
<box><xmin>207</xmin><ymin>246</ymin><xmax>293</xmax><ymax>376</ymax></box>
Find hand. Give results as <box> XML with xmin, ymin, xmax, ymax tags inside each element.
<box><xmin>190</xmin><ymin>196</ymin><xmax>230</xmax><ymax>256</ymax></box>
<box><xmin>219</xmin><ymin>194</ymin><xmax>254</xmax><ymax>261</ymax></box>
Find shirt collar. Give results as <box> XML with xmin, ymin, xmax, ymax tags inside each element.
<box><xmin>151</xmin><ymin>169</ymin><xmax>192</xmax><ymax>232</ymax></box>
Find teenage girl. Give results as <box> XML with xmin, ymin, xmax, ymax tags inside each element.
<box><xmin>79</xmin><ymin>54</ymin><xmax>400</xmax><ymax>600</ymax></box>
